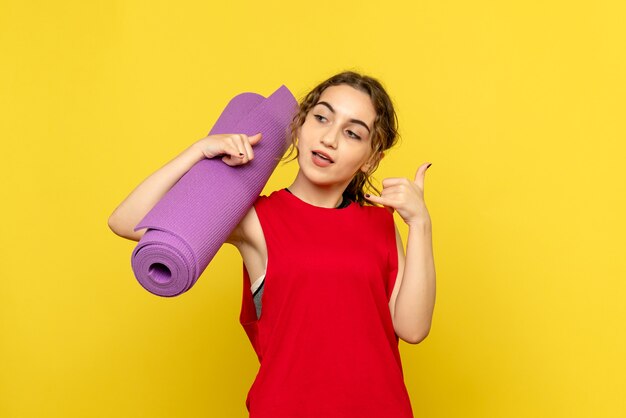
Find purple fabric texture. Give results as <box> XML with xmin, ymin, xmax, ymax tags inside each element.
<box><xmin>131</xmin><ymin>85</ymin><xmax>297</xmax><ymax>296</ymax></box>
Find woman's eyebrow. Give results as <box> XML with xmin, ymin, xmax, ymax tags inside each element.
<box><xmin>314</xmin><ymin>101</ymin><xmax>371</xmax><ymax>133</ymax></box>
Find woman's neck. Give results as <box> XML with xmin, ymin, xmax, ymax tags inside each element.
<box><xmin>287</xmin><ymin>170</ymin><xmax>349</xmax><ymax>209</ymax></box>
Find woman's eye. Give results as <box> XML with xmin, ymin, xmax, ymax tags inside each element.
<box><xmin>314</xmin><ymin>114</ymin><xmax>327</xmax><ymax>122</ymax></box>
<box><xmin>347</xmin><ymin>130</ymin><xmax>361</xmax><ymax>140</ymax></box>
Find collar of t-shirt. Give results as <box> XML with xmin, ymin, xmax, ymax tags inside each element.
<box><xmin>283</xmin><ymin>188</ymin><xmax>351</xmax><ymax>209</ymax></box>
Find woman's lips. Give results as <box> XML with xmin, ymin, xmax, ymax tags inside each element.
<box><xmin>312</xmin><ymin>151</ymin><xmax>333</xmax><ymax>167</ymax></box>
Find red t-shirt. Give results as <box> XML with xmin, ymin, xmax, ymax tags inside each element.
<box><xmin>239</xmin><ymin>189</ymin><xmax>414</xmax><ymax>417</ymax></box>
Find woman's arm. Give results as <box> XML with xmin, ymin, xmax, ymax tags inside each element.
<box><xmin>365</xmin><ymin>162</ymin><xmax>435</xmax><ymax>344</ymax></box>
<box><xmin>391</xmin><ymin>220</ymin><xmax>436</xmax><ymax>344</ymax></box>
<box><xmin>107</xmin><ymin>133</ymin><xmax>262</xmax><ymax>242</ymax></box>
<box><xmin>107</xmin><ymin>142</ymin><xmax>206</xmax><ymax>241</ymax></box>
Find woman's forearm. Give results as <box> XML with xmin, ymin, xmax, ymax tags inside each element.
<box><xmin>107</xmin><ymin>142</ymin><xmax>205</xmax><ymax>238</ymax></box>
<box><xmin>394</xmin><ymin>220</ymin><xmax>436</xmax><ymax>343</ymax></box>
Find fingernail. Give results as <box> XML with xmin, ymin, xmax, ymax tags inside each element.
<box><xmin>365</xmin><ymin>194</ymin><xmax>370</xmax><ymax>198</ymax></box>
<box><xmin>427</xmin><ymin>163</ymin><xmax>432</xmax><ymax>169</ymax></box>
<box><xmin>239</xmin><ymin>153</ymin><xmax>244</xmax><ymax>157</ymax></box>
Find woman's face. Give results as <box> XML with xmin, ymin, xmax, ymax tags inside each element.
<box><xmin>296</xmin><ymin>84</ymin><xmax>377</xmax><ymax>188</ymax></box>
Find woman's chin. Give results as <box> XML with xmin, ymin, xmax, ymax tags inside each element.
<box><xmin>300</xmin><ymin>172</ymin><xmax>350</xmax><ymax>189</ymax></box>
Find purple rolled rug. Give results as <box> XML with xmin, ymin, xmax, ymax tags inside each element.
<box><xmin>131</xmin><ymin>85</ymin><xmax>298</xmax><ymax>297</ymax></box>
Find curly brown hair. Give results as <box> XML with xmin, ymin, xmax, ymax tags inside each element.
<box><xmin>281</xmin><ymin>70</ymin><xmax>400</xmax><ymax>206</ymax></box>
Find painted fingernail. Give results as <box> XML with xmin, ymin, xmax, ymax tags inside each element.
<box><xmin>365</xmin><ymin>194</ymin><xmax>370</xmax><ymax>198</ymax></box>
<box><xmin>427</xmin><ymin>163</ymin><xmax>432</xmax><ymax>169</ymax></box>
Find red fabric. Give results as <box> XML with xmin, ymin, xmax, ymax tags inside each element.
<box><xmin>239</xmin><ymin>189</ymin><xmax>414</xmax><ymax>417</ymax></box>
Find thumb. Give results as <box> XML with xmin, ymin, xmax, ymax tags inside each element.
<box><xmin>414</xmin><ymin>162</ymin><xmax>431</xmax><ymax>189</ymax></box>
<box><xmin>249</xmin><ymin>132</ymin><xmax>263</xmax><ymax>146</ymax></box>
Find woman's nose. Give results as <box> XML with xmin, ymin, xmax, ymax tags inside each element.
<box><xmin>320</xmin><ymin>128</ymin><xmax>339</xmax><ymax>148</ymax></box>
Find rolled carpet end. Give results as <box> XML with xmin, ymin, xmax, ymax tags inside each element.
<box><xmin>130</xmin><ymin>85</ymin><xmax>298</xmax><ymax>297</ymax></box>
<box><xmin>131</xmin><ymin>230</ymin><xmax>197</xmax><ymax>297</ymax></box>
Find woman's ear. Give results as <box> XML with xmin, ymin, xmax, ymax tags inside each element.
<box><xmin>295</xmin><ymin>126</ymin><xmax>302</xmax><ymax>147</ymax></box>
<box><xmin>360</xmin><ymin>151</ymin><xmax>384</xmax><ymax>173</ymax></box>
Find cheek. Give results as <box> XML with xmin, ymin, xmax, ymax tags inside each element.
<box><xmin>297</xmin><ymin>122</ymin><xmax>312</xmax><ymax>140</ymax></box>
<box><xmin>295</xmin><ymin>125</ymin><xmax>308</xmax><ymax>148</ymax></box>
<box><xmin>358</xmin><ymin>152</ymin><xmax>375</xmax><ymax>170</ymax></box>
<box><xmin>341</xmin><ymin>152</ymin><xmax>368</xmax><ymax>173</ymax></box>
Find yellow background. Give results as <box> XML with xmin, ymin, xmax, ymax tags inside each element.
<box><xmin>1</xmin><ymin>0</ymin><xmax>625</xmax><ymax>417</ymax></box>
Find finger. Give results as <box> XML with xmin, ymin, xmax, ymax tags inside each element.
<box><xmin>414</xmin><ymin>162</ymin><xmax>432</xmax><ymax>189</ymax></box>
<box><xmin>248</xmin><ymin>132</ymin><xmax>263</xmax><ymax>146</ymax></box>
<box><xmin>380</xmin><ymin>184</ymin><xmax>408</xmax><ymax>195</ymax></box>
<box><xmin>220</xmin><ymin>140</ymin><xmax>246</xmax><ymax>165</ymax></box>
<box><xmin>382</xmin><ymin>177</ymin><xmax>409</xmax><ymax>188</ymax></box>
<box><xmin>242</xmin><ymin>135</ymin><xmax>255</xmax><ymax>161</ymax></box>
<box><xmin>224</xmin><ymin>141</ymin><xmax>245</xmax><ymax>162</ymax></box>
<box><xmin>380</xmin><ymin>190</ymin><xmax>405</xmax><ymax>200</ymax></box>
<box><xmin>364</xmin><ymin>193</ymin><xmax>396</xmax><ymax>211</ymax></box>
<box><xmin>232</xmin><ymin>135</ymin><xmax>249</xmax><ymax>162</ymax></box>
<box><xmin>222</xmin><ymin>154</ymin><xmax>239</xmax><ymax>166</ymax></box>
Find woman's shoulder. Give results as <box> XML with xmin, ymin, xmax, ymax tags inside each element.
<box><xmin>225</xmin><ymin>190</ymin><xmax>282</xmax><ymax>247</ymax></box>
<box><xmin>250</xmin><ymin>190</ymin><xmax>280</xmax><ymax>214</ymax></box>
<box><xmin>359</xmin><ymin>202</ymin><xmax>394</xmax><ymax>218</ymax></box>
<box><xmin>356</xmin><ymin>203</ymin><xmax>396</xmax><ymax>232</ymax></box>
<box><xmin>224</xmin><ymin>194</ymin><xmax>262</xmax><ymax>247</ymax></box>
<box><xmin>254</xmin><ymin>189</ymin><xmax>283</xmax><ymax>204</ymax></box>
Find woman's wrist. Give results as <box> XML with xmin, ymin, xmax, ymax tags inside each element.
<box><xmin>189</xmin><ymin>139</ymin><xmax>211</xmax><ymax>161</ymax></box>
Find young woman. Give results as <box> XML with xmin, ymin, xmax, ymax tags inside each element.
<box><xmin>108</xmin><ymin>71</ymin><xmax>436</xmax><ymax>417</ymax></box>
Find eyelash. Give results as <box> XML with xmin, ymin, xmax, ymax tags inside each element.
<box><xmin>313</xmin><ymin>114</ymin><xmax>362</xmax><ymax>140</ymax></box>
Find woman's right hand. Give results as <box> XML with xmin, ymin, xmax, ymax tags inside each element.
<box><xmin>194</xmin><ymin>133</ymin><xmax>262</xmax><ymax>166</ymax></box>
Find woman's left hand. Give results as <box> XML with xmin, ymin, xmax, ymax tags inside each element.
<box><xmin>364</xmin><ymin>162</ymin><xmax>432</xmax><ymax>227</ymax></box>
